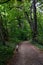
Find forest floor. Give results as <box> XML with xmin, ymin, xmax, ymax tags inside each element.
<box><xmin>7</xmin><ymin>41</ymin><xmax>43</xmax><ymax>65</ymax></box>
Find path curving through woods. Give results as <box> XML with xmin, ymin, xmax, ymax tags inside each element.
<box><xmin>7</xmin><ymin>41</ymin><xmax>43</xmax><ymax>65</ymax></box>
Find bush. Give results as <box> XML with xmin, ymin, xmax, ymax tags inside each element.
<box><xmin>0</xmin><ymin>45</ymin><xmax>13</xmax><ymax>65</ymax></box>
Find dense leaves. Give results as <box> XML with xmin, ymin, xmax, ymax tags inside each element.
<box><xmin>0</xmin><ymin>45</ymin><xmax>13</xmax><ymax>65</ymax></box>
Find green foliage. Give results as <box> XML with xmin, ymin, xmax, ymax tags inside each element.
<box><xmin>0</xmin><ymin>45</ymin><xmax>13</xmax><ymax>65</ymax></box>
<box><xmin>0</xmin><ymin>1</ymin><xmax>32</xmax><ymax>64</ymax></box>
<box><xmin>0</xmin><ymin>0</ymin><xmax>43</xmax><ymax>65</ymax></box>
<box><xmin>37</xmin><ymin>12</ymin><xmax>43</xmax><ymax>44</ymax></box>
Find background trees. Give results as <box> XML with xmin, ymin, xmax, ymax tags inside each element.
<box><xmin>0</xmin><ymin>0</ymin><xmax>43</xmax><ymax>45</ymax></box>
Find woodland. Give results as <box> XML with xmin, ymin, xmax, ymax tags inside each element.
<box><xmin>0</xmin><ymin>0</ymin><xmax>43</xmax><ymax>65</ymax></box>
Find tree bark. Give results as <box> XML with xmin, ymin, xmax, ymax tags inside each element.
<box><xmin>32</xmin><ymin>0</ymin><xmax>37</xmax><ymax>41</ymax></box>
<box><xmin>0</xmin><ymin>0</ymin><xmax>10</xmax><ymax>4</ymax></box>
<box><xmin>0</xmin><ymin>16</ymin><xmax>6</xmax><ymax>45</ymax></box>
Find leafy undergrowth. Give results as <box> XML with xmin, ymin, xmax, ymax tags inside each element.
<box><xmin>0</xmin><ymin>44</ymin><xmax>14</xmax><ymax>65</ymax></box>
<box><xmin>32</xmin><ymin>42</ymin><xmax>43</xmax><ymax>50</ymax></box>
<box><xmin>34</xmin><ymin>43</ymin><xmax>43</xmax><ymax>50</ymax></box>
<box><xmin>0</xmin><ymin>39</ymin><xmax>21</xmax><ymax>65</ymax></box>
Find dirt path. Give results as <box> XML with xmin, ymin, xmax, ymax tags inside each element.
<box><xmin>7</xmin><ymin>41</ymin><xmax>43</xmax><ymax>65</ymax></box>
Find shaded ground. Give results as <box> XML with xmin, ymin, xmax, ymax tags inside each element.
<box><xmin>7</xmin><ymin>41</ymin><xmax>43</xmax><ymax>65</ymax></box>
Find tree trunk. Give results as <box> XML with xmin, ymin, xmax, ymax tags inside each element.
<box><xmin>32</xmin><ymin>0</ymin><xmax>37</xmax><ymax>42</ymax></box>
<box><xmin>0</xmin><ymin>16</ymin><xmax>6</xmax><ymax>45</ymax></box>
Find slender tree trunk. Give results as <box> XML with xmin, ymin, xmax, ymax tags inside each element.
<box><xmin>0</xmin><ymin>16</ymin><xmax>6</xmax><ymax>45</ymax></box>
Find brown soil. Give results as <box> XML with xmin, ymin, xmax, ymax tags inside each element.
<box><xmin>7</xmin><ymin>41</ymin><xmax>43</xmax><ymax>65</ymax></box>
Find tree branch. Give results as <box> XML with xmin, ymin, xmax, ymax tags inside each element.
<box><xmin>0</xmin><ymin>0</ymin><xmax>10</xmax><ymax>4</ymax></box>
